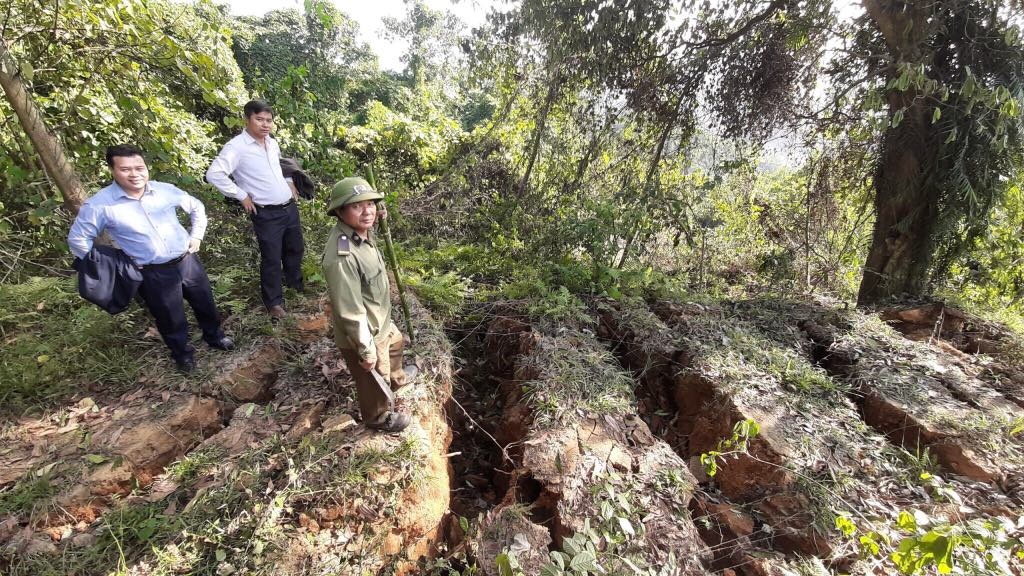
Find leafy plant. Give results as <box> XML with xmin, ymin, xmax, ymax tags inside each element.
<box><xmin>837</xmin><ymin>507</ymin><xmax>1024</xmax><ymax>575</ymax></box>
<box><xmin>700</xmin><ymin>419</ymin><xmax>760</xmax><ymax>478</ymax></box>
<box><xmin>541</xmin><ymin>532</ymin><xmax>600</xmax><ymax>576</ymax></box>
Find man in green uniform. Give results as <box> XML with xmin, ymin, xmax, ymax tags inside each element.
<box><xmin>323</xmin><ymin>177</ymin><xmax>416</xmax><ymax>432</ymax></box>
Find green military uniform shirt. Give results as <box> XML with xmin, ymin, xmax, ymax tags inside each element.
<box><xmin>322</xmin><ymin>221</ymin><xmax>392</xmax><ymax>361</ymax></box>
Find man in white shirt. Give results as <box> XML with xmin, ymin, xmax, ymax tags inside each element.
<box><xmin>206</xmin><ymin>100</ymin><xmax>304</xmax><ymax>319</ymax></box>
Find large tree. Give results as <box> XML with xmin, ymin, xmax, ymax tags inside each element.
<box><xmin>852</xmin><ymin>0</ymin><xmax>1024</xmax><ymax>304</ymax></box>
<box><xmin>0</xmin><ymin>0</ymin><xmax>245</xmax><ymax>212</ymax></box>
<box><xmin>485</xmin><ymin>0</ymin><xmax>1024</xmax><ymax>303</ymax></box>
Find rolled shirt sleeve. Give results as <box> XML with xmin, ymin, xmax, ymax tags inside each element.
<box><xmin>325</xmin><ymin>255</ymin><xmax>377</xmax><ymax>361</ymax></box>
<box><xmin>178</xmin><ymin>188</ymin><xmax>208</xmax><ymax>241</ymax></box>
<box><xmin>67</xmin><ymin>202</ymin><xmax>104</xmax><ymax>259</ymax></box>
<box><xmin>206</xmin><ymin>144</ymin><xmax>247</xmax><ymax>201</ymax></box>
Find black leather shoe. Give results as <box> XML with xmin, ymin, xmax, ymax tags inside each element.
<box><xmin>176</xmin><ymin>357</ymin><xmax>196</xmax><ymax>374</ymax></box>
<box><xmin>208</xmin><ymin>337</ymin><xmax>235</xmax><ymax>351</ymax></box>
<box><xmin>392</xmin><ymin>365</ymin><xmax>419</xmax><ymax>391</ymax></box>
<box><xmin>403</xmin><ymin>365</ymin><xmax>418</xmax><ymax>382</ymax></box>
<box><xmin>366</xmin><ymin>411</ymin><xmax>411</xmax><ymax>433</ymax></box>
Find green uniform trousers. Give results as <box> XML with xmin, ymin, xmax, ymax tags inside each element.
<box><xmin>338</xmin><ymin>322</ymin><xmax>408</xmax><ymax>422</ymax></box>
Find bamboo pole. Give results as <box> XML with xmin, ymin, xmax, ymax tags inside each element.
<box><xmin>365</xmin><ymin>163</ymin><xmax>415</xmax><ymax>346</ymax></box>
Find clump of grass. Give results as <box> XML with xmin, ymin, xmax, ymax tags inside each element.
<box><xmin>165</xmin><ymin>446</ymin><xmax>226</xmax><ymax>484</ymax></box>
<box><xmin>519</xmin><ymin>335</ymin><xmax>634</xmax><ymax>427</ymax></box>
<box><xmin>404</xmin><ymin>269</ymin><xmax>470</xmax><ymax>319</ymax></box>
<box><xmin>0</xmin><ymin>277</ymin><xmax>153</xmax><ymax>414</ymax></box>
<box><xmin>0</xmin><ymin>475</ymin><xmax>54</xmax><ymax>516</ymax></box>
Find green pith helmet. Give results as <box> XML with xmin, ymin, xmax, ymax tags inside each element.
<box><xmin>326</xmin><ymin>177</ymin><xmax>384</xmax><ymax>214</ymax></box>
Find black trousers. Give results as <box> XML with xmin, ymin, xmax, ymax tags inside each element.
<box><xmin>251</xmin><ymin>202</ymin><xmax>304</xmax><ymax>309</ymax></box>
<box><xmin>137</xmin><ymin>253</ymin><xmax>224</xmax><ymax>362</ymax></box>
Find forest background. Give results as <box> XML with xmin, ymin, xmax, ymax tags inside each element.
<box><xmin>1</xmin><ymin>0</ymin><xmax>1023</xmax><ymax>408</ymax></box>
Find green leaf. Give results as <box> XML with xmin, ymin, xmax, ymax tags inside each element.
<box><xmin>496</xmin><ymin>553</ymin><xmax>515</xmax><ymax>576</ymax></box>
<box><xmin>891</xmin><ymin>109</ymin><xmax>905</xmax><ymax>128</ymax></box>
<box><xmin>617</xmin><ymin>517</ymin><xmax>635</xmax><ymax>537</ymax></box>
<box><xmin>84</xmin><ymin>454</ymin><xmax>107</xmax><ymax>464</ymax></box>
<box><xmin>540</xmin><ymin>564</ymin><xmax>562</xmax><ymax>576</ymax></box>
<box><xmin>568</xmin><ymin>550</ymin><xmax>597</xmax><ymax>572</ymax></box>
<box><xmin>137</xmin><ymin>523</ymin><xmax>155</xmax><ymax>541</ymax></box>
<box><xmin>19</xmin><ymin>61</ymin><xmax>33</xmax><ymax>82</ymax></box>
<box><xmin>860</xmin><ymin>533</ymin><xmax>881</xmax><ymax>556</ymax></box>
<box><xmin>563</xmin><ymin>535</ymin><xmax>583</xmax><ymax>557</ymax></box>
<box><xmin>897</xmin><ymin>510</ymin><xmax>917</xmax><ymax>532</ymax></box>
<box><xmin>835</xmin><ymin>516</ymin><xmax>856</xmax><ymax>537</ymax></box>
<box><xmin>932</xmin><ymin>107</ymin><xmax>941</xmax><ymax>123</ymax></box>
<box><xmin>215</xmin><ymin>548</ymin><xmax>227</xmax><ymax>562</ymax></box>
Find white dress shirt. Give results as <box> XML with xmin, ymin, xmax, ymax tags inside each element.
<box><xmin>206</xmin><ymin>131</ymin><xmax>293</xmax><ymax>206</ymax></box>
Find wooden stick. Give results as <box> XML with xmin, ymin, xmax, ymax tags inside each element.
<box><xmin>365</xmin><ymin>163</ymin><xmax>415</xmax><ymax>347</ymax></box>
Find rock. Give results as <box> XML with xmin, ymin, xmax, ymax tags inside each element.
<box><xmin>322</xmin><ymin>414</ymin><xmax>356</xmax><ymax>433</ymax></box>
<box><xmin>738</xmin><ymin>559</ymin><xmax>776</xmax><ymax>576</ymax></box>
<box><xmin>24</xmin><ymin>537</ymin><xmax>58</xmax><ymax>556</ymax></box>
<box><xmin>381</xmin><ymin>531</ymin><xmax>404</xmax><ymax>556</ymax></box>
<box><xmin>703</xmin><ymin>501</ymin><xmax>754</xmax><ymax>538</ymax></box>
<box><xmin>285</xmin><ymin>401</ymin><xmax>326</xmax><ymax>443</ymax></box>
<box><xmin>71</xmin><ymin>533</ymin><xmax>96</xmax><ymax>548</ymax></box>
<box><xmin>86</xmin><ymin>460</ymin><xmax>135</xmax><ymax>497</ymax></box>
<box><xmin>43</xmin><ymin>525</ymin><xmax>71</xmax><ymax>541</ymax></box>
<box><xmin>296</xmin><ymin>314</ymin><xmax>330</xmax><ymax>343</ymax></box>
<box><xmin>0</xmin><ymin>515</ymin><xmax>19</xmax><ymax>543</ymax></box>
<box><xmin>298</xmin><ymin>513</ymin><xmax>320</xmax><ymax>534</ymax></box>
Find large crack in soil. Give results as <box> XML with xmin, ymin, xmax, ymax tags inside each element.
<box><xmin>800</xmin><ymin>318</ymin><xmax>1021</xmax><ymax>489</ymax></box>
<box><xmin>443</xmin><ymin>310</ymin><xmax>712</xmax><ymax>575</ymax></box>
<box><xmin>441</xmin><ymin>314</ymin><xmax>524</xmax><ymax>568</ymax></box>
<box><xmin>596</xmin><ymin>301</ymin><xmax>832</xmax><ymax>575</ymax></box>
<box><xmin>879</xmin><ymin>303</ymin><xmax>1024</xmax><ymax>410</ymax></box>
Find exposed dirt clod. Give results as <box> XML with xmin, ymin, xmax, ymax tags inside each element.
<box><xmin>212</xmin><ymin>341</ymin><xmax>284</xmax><ymax>403</ymax></box>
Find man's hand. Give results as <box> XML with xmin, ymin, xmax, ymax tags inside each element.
<box><xmin>376</xmin><ymin>203</ymin><xmax>388</xmax><ymax>223</ymax></box>
<box><xmin>360</xmin><ymin>358</ymin><xmax>375</xmax><ymax>371</ymax></box>
<box><xmin>288</xmin><ymin>180</ymin><xmax>299</xmax><ymax>201</ymax></box>
<box><xmin>241</xmin><ymin>195</ymin><xmax>258</xmax><ymax>215</ymax></box>
<box><xmin>188</xmin><ymin>238</ymin><xmax>201</xmax><ymax>253</ymax></box>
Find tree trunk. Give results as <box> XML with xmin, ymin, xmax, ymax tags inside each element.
<box><xmin>856</xmin><ymin>0</ymin><xmax>937</xmax><ymax>306</ymax></box>
<box><xmin>856</xmin><ymin>116</ymin><xmax>938</xmax><ymax>305</ymax></box>
<box><xmin>0</xmin><ymin>38</ymin><xmax>86</xmax><ymax>213</ymax></box>
<box><xmin>616</xmin><ymin>98</ymin><xmax>680</xmax><ymax>269</ymax></box>
<box><xmin>519</xmin><ymin>67</ymin><xmax>561</xmax><ymax>195</ymax></box>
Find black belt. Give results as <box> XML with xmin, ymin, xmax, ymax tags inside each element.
<box><xmin>258</xmin><ymin>200</ymin><xmax>295</xmax><ymax>210</ymax></box>
<box><xmin>144</xmin><ymin>252</ymin><xmax>188</xmax><ymax>269</ymax></box>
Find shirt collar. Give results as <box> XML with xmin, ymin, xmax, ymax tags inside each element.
<box><xmin>241</xmin><ymin>130</ymin><xmax>271</xmax><ymax>146</ymax></box>
<box><xmin>110</xmin><ymin>181</ymin><xmax>153</xmax><ymax>200</ymax></box>
<box><xmin>337</xmin><ymin>221</ymin><xmax>375</xmax><ymax>246</ymax></box>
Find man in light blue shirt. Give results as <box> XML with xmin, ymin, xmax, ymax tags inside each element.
<box><xmin>68</xmin><ymin>144</ymin><xmax>234</xmax><ymax>373</ymax></box>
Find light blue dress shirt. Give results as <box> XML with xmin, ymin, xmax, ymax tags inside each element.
<box><xmin>67</xmin><ymin>181</ymin><xmax>207</xmax><ymax>266</ymax></box>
